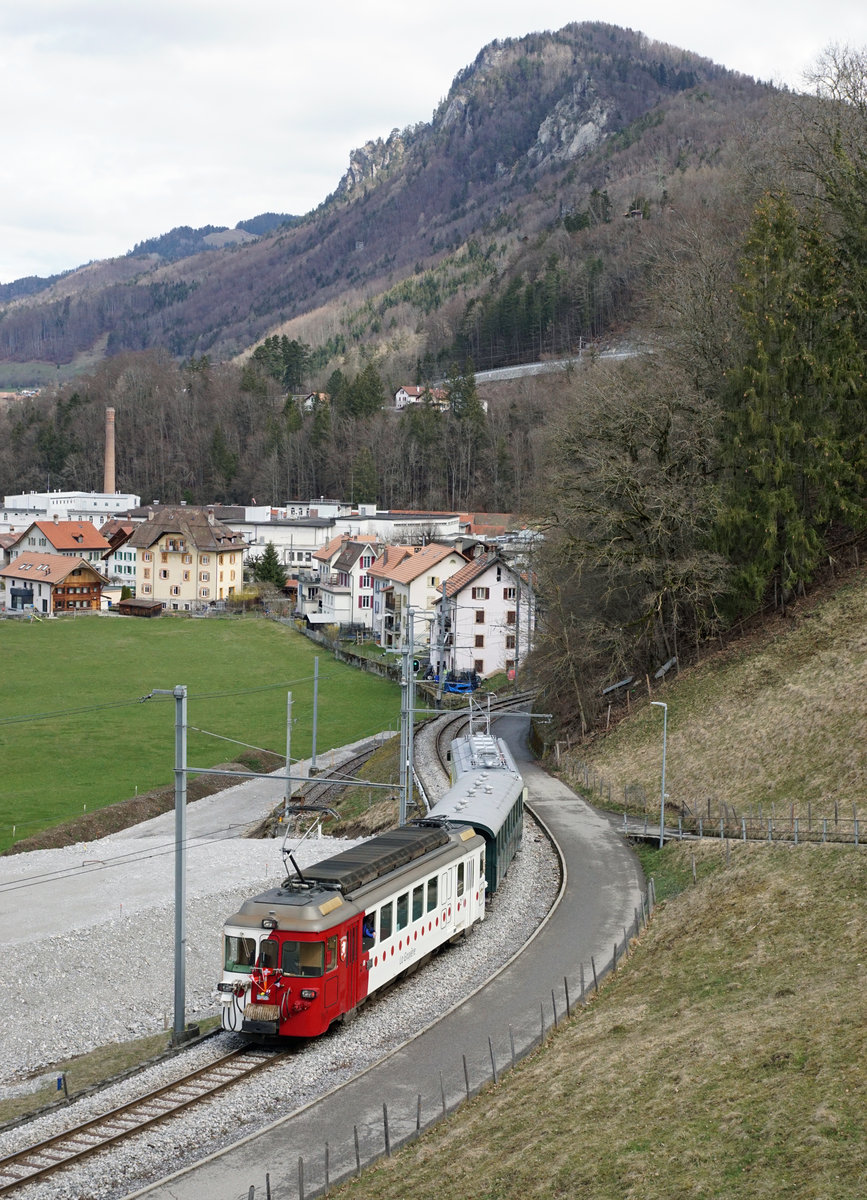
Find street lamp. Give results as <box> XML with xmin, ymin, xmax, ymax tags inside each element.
<box><xmin>650</xmin><ymin>701</ymin><xmax>667</xmax><ymax>849</ymax></box>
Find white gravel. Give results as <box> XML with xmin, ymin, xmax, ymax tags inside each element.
<box><xmin>0</xmin><ymin>723</ymin><xmax>559</xmax><ymax>1199</ymax></box>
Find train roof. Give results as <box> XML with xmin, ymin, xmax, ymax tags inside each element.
<box><xmin>450</xmin><ymin>731</ymin><xmax>519</xmax><ymax>779</ymax></box>
<box><xmin>429</xmin><ymin>736</ymin><xmax>524</xmax><ymax>840</ymax></box>
<box><xmin>225</xmin><ymin>825</ymin><xmax>481</xmax><ymax>933</ymax></box>
<box><xmin>295</xmin><ymin>825</ymin><xmax>451</xmax><ymax>893</ymax></box>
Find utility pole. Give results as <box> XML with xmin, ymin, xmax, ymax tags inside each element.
<box><xmin>284</xmin><ymin>691</ymin><xmax>292</xmax><ymax>814</ymax></box>
<box><xmin>310</xmin><ymin>657</ymin><xmax>319</xmax><ymax>773</ymax></box>
<box><xmin>150</xmin><ymin>685</ymin><xmax>190</xmax><ymax>1045</ymax></box>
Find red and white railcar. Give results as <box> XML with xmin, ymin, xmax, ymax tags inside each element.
<box><xmin>219</xmin><ymin>824</ymin><xmax>486</xmax><ymax>1038</ymax></box>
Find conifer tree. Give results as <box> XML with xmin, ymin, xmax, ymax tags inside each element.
<box><xmin>720</xmin><ymin>192</ymin><xmax>866</xmax><ymax>606</ymax></box>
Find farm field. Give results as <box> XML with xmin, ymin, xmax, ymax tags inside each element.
<box><xmin>0</xmin><ymin>615</ymin><xmax>400</xmax><ymax>851</ymax></box>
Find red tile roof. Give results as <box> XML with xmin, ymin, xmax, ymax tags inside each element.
<box><xmin>0</xmin><ymin>552</ymin><xmax>108</xmax><ymax>585</ymax></box>
<box><xmin>15</xmin><ymin>520</ymin><xmax>111</xmax><ymax>552</ymax></box>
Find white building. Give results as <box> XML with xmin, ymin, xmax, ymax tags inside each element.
<box><xmin>435</xmin><ymin>552</ymin><xmax>535</xmax><ymax>680</ymax></box>
<box><xmin>0</xmin><ymin>490</ymin><xmax>141</xmax><ymax>534</ymax></box>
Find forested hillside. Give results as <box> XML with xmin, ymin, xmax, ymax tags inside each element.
<box><xmin>0</xmin><ymin>23</ymin><xmax>769</xmax><ymax>377</ymax></box>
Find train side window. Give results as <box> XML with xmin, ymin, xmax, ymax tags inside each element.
<box><xmin>412</xmin><ymin>884</ymin><xmax>424</xmax><ymax>921</ymax></box>
<box><xmin>324</xmin><ymin>935</ymin><xmax>338</xmax><ymax>973</ymax></box>
<box><xmin>396</xmin><ymin>892</ymin><xmax>409</xmax><ymax>931</ymax></box>
<box><xmin>457</xmin><ymin>862</ymin><xmax>465</xmax><ymax>897</ymax></box>
<box><xmin>380</xmin><ymin>902</ymin><xmax>393</xmax><ymax>941</ymax></box>
<box><xmin>427</xmin><ymin>876</ymin><xmax>438</xmax><ymax>911</ymax></box>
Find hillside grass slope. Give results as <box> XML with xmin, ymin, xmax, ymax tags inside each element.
<box><xmin>561</xmin><ymin>566</ymin><xmax>867</xmax><ymax>825</ymax></box>
<box><xmin>336</xmin><ymin>840</ymin><xmax>866</xmax><ymax>1200</ymax></box>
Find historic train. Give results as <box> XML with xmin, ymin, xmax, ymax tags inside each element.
<box><xmin>218</xmin><ymin>731</ymin><xmax>526</xmax><ymax>1039</ymax></box>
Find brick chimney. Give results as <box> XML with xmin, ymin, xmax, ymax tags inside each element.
<box><xmin>103</xmin><ymin>407</ymin><xmax>116</xmax><ymax>494</ymax></box>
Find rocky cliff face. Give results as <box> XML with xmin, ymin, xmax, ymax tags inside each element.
<box><xmin>527</xmin><ymin>76</ymin><xmax>612</xmax><ymax>168</ymax></box>
<box><xmin>336</xmin><ymin>130</ymin><xmax>406</xmax><ymax>197</ymax></box>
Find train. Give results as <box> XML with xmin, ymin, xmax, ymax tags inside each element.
<box><xmin>218</xmin><ymin>730</ymin><xmax>526</xmax><ymax>1039</ymax></box>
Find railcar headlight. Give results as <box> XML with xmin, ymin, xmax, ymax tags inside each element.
<box><xmin>299</xmin><ymin>988</ymin><xmax>318</xmax><ymax>1000</ymax></box>
<box><xmin>262</xmin><ymin>916</ymin><xmax>278</xmax><ymax>929</ymax></box>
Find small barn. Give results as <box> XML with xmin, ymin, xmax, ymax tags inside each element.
<box><xmin>116</xmin><ymin>597</ymin><xmax>163</xmax><ymax>618</ymax></box>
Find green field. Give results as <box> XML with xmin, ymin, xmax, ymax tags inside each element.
<box><xmin>0</xmin><ymin>615</ymin><xmax>400</xmax><ymax>850</ymax></box>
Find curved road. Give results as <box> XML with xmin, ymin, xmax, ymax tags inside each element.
<box><xmin>126</xmin><ymin>716</ymin><xmax>646</xmax><ymax>1200</ymax></box>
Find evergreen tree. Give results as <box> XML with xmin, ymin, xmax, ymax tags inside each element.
<box><xmin>253</xmin><ymin>541</ymin><xmax>287</xmax><ymax>588</ymax></box>
<box><xmin>351</xmin><ymin>446</ymin><xmax>379</xmax><ymax>504</ymax></box>
<box><xmin>720</xmin><ymin>192</ymin><xmax>866</xmax><ymax>606</ymax></box>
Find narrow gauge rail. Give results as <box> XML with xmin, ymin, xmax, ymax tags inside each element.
<box><xmin>0</xmin><ymin>1045</ymin><xmax>284</xmax><ymax>1196</ymax></box>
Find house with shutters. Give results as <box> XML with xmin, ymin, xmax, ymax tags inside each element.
<box><xmin>368</xmin><ymin>542</ymin><xmax>468</xmax><ymax>650</ymax></box>
<box><xmin>0</xmin><ymin>553</ymin><xmax>108</xmax><ymax>614</ymax></box>
<box><xmin>7</xmin><ymin>519</ymin><xmax>111</xmax><ymax>564</ymax></box>
<box><xmin>126</xmin><ymin>506</ymin><xmax>246</xmax><ymax>610</ymax></box>
<box><xmin>434</xmin><ymin>551</ymin><xmax>534</xmax><ymax>680</ymax></box>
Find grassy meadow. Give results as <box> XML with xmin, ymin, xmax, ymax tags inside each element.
<box><xmin>563</xmin><ymin>569</ymin><xmax>867</xmax><ymax>827</ymax></box>
<box><xmin>0</xmin><ymin>615</ymin><xmax>400</xmax><ymax>850</ymax></box>
<box><xmin>336</xmin><ymin>840</ymin><xmax>867</xmax><ymax>1200</ymax></box>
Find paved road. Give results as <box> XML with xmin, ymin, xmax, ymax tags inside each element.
<box><xmin>126</xmin><ymin>715</ymin><xmax>646</xmax><ymax>1200</ymax></box>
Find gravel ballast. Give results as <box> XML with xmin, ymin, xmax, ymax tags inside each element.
<box><xmin>0</xmin><ymin>731</ymin><xmax>560</xmax><ymax>1200</ymax></box>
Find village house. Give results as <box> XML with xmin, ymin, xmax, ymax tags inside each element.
<box><xmin>126</xmin><ymin>506</ymin><xmax>247</xmax><ymax>611</ymax></box>
<box><xmin>369</xmin><ymin>542</ymin><xmax>468</xmax><ymax>651</ymax></box>
<box><xmin>434</xmin><ymin>551</ymin><xmax>534</xmax><ymax>681</ymax></box>
<box><xmin>393</xmin><ymin>385</ymin><xmax>449</xmax><ymax>412</ymax></box>
<box><xmin>0</xmin><ymin>553</ymin><xmax>108</xmax><ymax>615</ymax></box>
<box><xmin>7</xmin><ymin>518</ymin><xmax>111</xmax><ymax>564</ymax></box>
<box><xmin>98</xmin><ymin>518</ymin><xmax>137</xmax><ymax>588</ymax></box>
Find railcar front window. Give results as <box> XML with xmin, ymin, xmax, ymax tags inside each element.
<box><xmin>224</xmin><ymin>935</ymin><xmax>257</xmax><ymax>973</ymax></box>
<box><xmin>259</xmin><ymin>939</ymin><xmax>279</xmax><ymax>969</ymax></box>
<box><xmin>281</xmin><ymin>940</ymin><xmax>325</xmax><ymax>976</ymax></box>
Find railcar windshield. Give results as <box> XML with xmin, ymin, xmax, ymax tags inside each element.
<box><xmin>224</xmin><ymin>934</ymin><xmax>258</xmax><ymax>973</ymax></box>
<box><xmin>280</xmin><ymin>939</ymin><xmax>326</xmax><ymax>977</ymax></box>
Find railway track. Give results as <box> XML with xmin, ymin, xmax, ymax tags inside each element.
<box><xmin>0</xmin><ymin>1045</ymin><xmax>284</xmax><ymax>1196</ymax></box>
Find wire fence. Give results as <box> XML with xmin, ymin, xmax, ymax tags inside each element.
<box><xmin>242</xmin><ymin>883</ymin><xmax>655</xmax><ymax>1200</ymax></box>
<box><xmin>570</xmin><ymin>760</ymin><xmax>862</xmax><ymax>847</ymax></box>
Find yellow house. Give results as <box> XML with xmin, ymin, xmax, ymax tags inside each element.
<box><xmin>127</xmin><ymin>506</ymin><xmax>247</xmax><ymax>611</ymax></box>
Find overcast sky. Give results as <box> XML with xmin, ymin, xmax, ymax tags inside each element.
<box><xmin>2</xmin><ymin>0</ymin><xmax>866</xmax><ymax>284</ymax></box>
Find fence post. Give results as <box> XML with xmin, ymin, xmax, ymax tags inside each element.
<box><xmin>266</xmin><ymin>1173</ymin><xmax>271</xmax><ymax>1200</ymax></box>
<box><xmin>489</xmin><ymin>1035</ymin><xmax>498</xmax><ymax>1084</ymax></box>
<box><xmin>591</xmin><ymin>956</ymin><xmax>599</xmax><ymax>994</ymax></box>
<box><xmin>742</xmin><ymin>816</ymin><xmax>747</xmax><ymax>842</ymax></box>
<box><xmin>325</xmin><ymin>1145</ymin><xmax>330</xmax><ymax>1193</ymax></box>
<box><xmin>822</xmin><ymin>818</ymin><xmax>827</xmax><ymax>843</ymax></box>
<box><xmin>417</xmin><ymin>1094</ymin><xmax>422</xmax><ymax>1132</ymax></box>
<box><xmin>440</xmin><ymin>1072</ymin><xmax>446</xmax><ymax>1117</ymax></box>
<box><xmin>564</xmin><ymin>976</ymin><xmax>571</xmax><ymax>1016</ymax></box>
<box><xmin>794</xmin><ymin>817</ymin><xmax>799</xmax><ymax>845</ymax></box>
<box><xmin>463</xmin><ymin>1054</ymin><xmax>471</xmax><ymax>1101</ymax></box>
<box><xmin>855</xmin><ymin>818</ymin><xmax>859</xmax><ymax>847</ymax></box>
<box><xmin>383</xmin><ymin>1103</ymin><xmax>391</xmax><ymax>1157</ymax></box>
<box><xmin>613</xmin><ymin>940</ymin><xmax>618</xmax><ymax>972</ymax></box>
<box><xmin>298</xmin><ymin>1158</ymin><xmax>304</xmax><ymax>1200</ymax></box>
<box><xmin>354</xmin><ymin>1126</ymin><xmax>360</xmax><ymax>1176</ymax></box>
<box><xmin>510</xmin><ymin>1025</ymin><xmax>516</xmax><ymax>1068</ymax></box>
<box><xmin>580</xmin><ymin>962</ymin><xmax>587</xmax><ymax>1003</ymax></box>
<box><xmin>699</xmin><ymin>815</ymin><xmax>703</xmax><ymax>839</ymax></box>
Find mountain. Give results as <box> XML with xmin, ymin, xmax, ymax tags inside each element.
<box><xmin>0</xmin><ymin>23</ymin><xmax>774</xmax><ymax>383</ymax></box>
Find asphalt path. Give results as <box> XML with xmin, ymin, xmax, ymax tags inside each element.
<box><xmin>126</xmin><ymin>715</ymin><xmax>646</xmax><ymax>1200</ymax></box>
